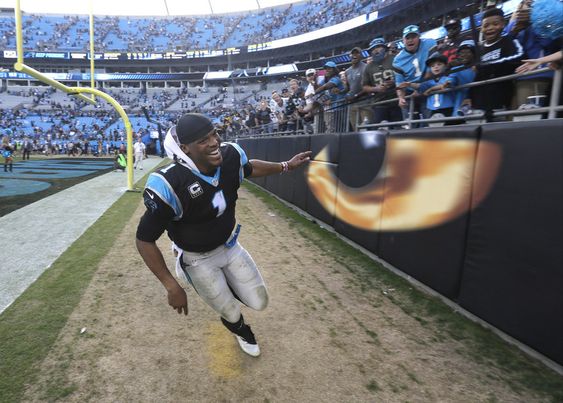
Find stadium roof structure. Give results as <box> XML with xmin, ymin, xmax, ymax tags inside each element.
<box><xmin>0</xmin><ymin>0</ymin><xmax>304</xmax><ymax>16</ymax></box>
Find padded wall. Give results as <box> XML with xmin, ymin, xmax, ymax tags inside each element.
<box><xmin>242</xmin><ymin>137</ymin><xmax>267</xmax><ymax>187</ymax></box>
<box><xmin>238</xmin><ymin>136</ymin><xmax>311</xmax><ymax>209</ymax></box>
<box><xmin>305</xmin><ymin>134</ymin><xmax>341</xmax><ymax>226</ymax></box>
<box><xmin>375</xmin><ymin>126</ymin><xmax>481</xmax><ymax>298</ymax></box>
<box><xmin>237</xmin><ymin>119</ymin><xmax>563</xmax><ymax>365</ymax></box>
<box><xmin>264</xmin><ymin>137</ymin><xmax>282</xmax><ymax>196</ymax></box>
<box><xmin>333</xmin><ymin>131</ymin><xmax>388</xmax><ymax>253</ymax></box>
<box><xmin>280</xmin><ymin>136</ymin><xmax>311</xmax><ymax>208</ymax></box>
<box><xmin>459</xmin><ymin>120</ymin><xmax>563</xmax><ymax>365</ymax></box>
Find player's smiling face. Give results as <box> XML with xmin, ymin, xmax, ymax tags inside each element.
<box><xmin>182</xmin><ymin>129</ymin><xmax>222</xmax><ymax>174</ymax></box>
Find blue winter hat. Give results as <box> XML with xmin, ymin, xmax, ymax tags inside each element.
<box><xmin>324</xmin><ymin>61</ymin><xmax>337</xmax><ymax>69</ymax></box>
<box><xmin>368</xmin><ymin>37</ymin><xmax>387</xmax><ymax>50</ymax></box>
<box><xmin>402</xmin><ymin>25</ymin><xmax>420</xmax><ymax>37</ymax></box>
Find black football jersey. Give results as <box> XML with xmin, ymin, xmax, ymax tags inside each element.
<box><xmin>136</xmin><ymin>142</ymin><xmax>251</xmax><ymax>252</ymax></box>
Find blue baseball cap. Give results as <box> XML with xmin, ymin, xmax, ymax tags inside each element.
<box><xmin>324</xmin><ymin>61</ymin><xmax>337</xmax><ymax>68</ymax></box>
<box><xmin>425</xmin><ymin>51</ymin><xmax>448</xmax><ymax>66</ymax></box>
<box><xmin>368</xmin><ymin>37</ymin><xmax>387</xmax><ymax>50</ymax></box>
<box><xmin>402</xmin><ymin>25</ymin><xmax>420</xmax><ymax>37</ymax></box>
<box><xmin>458</xmin><ymin>40</ymin><xmax>476</xmax><ymax>52</ymax></box>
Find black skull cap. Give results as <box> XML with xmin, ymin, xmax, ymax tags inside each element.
<box><xmin>175</xmin><ymin>113</ymin><xmax>214</xmax><ymax>144</ymax></box>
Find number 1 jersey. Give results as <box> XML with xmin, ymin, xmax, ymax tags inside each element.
<box><xmin>136</xmin><ymin>142</ymin><xmax>251</xmax><ymax>252</ymax></box>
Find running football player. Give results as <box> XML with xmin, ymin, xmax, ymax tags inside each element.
<box><xmin>136</xmin><ymin>113</ymin><xmax>311</xmax><ymax>357</ymax></box>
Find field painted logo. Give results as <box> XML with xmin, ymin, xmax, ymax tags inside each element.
<box><xmin>0</xmin><ymin>159</ymin><xmax>113</xmax><ymax>198</ymax></box>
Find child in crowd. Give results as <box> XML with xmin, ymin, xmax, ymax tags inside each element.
<box><xmin>470</xmin><ymin>7</ymin><xmax>524</xmax><ymax>116</ymax></box>
<box><xmin>397</xmin><ymin>52</ymin><xmax>456</xmax><ymax>117</ymax></box>
<box><xmin>448</xmin><ymin>41</ymin><xmax>477</xmax><ymax>116</ymax></box>
<box><xmin>430</xmin><ymin>40</ymin><xmax>478</xmax><ymax>117</ymax></box>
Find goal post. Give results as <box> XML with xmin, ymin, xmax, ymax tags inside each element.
<box><xmin>12</xmin><ymin>0</ymin><xmax>136</xmax><ymax>191</ymax></box>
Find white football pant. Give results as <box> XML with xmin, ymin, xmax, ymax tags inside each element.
<box><xmin>174</xmin><ymin>242</ymin><xmax>268</xmax><ymax>323</ymax></box>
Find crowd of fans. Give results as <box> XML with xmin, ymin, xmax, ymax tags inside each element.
<box><xmin>0</xmin><ymin>0</ymin><xmax>398</xmax><ymax>52</ymax></box>
<box><xmin>215</xmin><ymin>0</ymin><xmax>562</xmax><ymax>135</ymax></box>
<box><xmin>1</xmin><ymin>0</ymin><xmax>562</xmax><ymax>158</ymax></box>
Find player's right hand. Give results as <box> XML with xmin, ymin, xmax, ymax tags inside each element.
<box><xmin>167</xmin><ymin>285</ymin><xmax>188</xmax><ymax>315</ymax></box>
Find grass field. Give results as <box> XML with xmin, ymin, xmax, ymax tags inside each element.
<box><xmin>0</xmin><ymin>177</ymin><xmax>143</xmax><ymax>402</ymax></box>
<box><xmin>1</xmin><ymin>170</ymin><xmax>562</xmax><ymax>402</ymax></box>
<box><xmin>245</xmin><ymin>184</ymin><xmax>563</xmax><ymax>401</ymax></box>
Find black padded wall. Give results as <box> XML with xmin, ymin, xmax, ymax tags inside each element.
<box><xmin>304</xmin><ymin>133</ymin><xmax>341</xmax><ymax>226</ymax></box>
<box><xmin>237</xmin><ymin>119</ymin><xmax>563</xmax><ymax>365</ymax></box>
<box><xmin>332</xmin><ymin>131</ymin><xmax>388</xmax><ymax>253</ymax></box>
<box><xmin>264</xmin><ymin>137</ymin><xmax>282</xmax><ymax>196</ymax></box>
<box><xmin>459</xmin><ymin>120</ymin><xmax>563</xmax><ymax>365</ymax></box>
<box><xmin>310</xmin><ymin>133</ymin><xmax>340</xmax><ymax>163</ymax></box>
<box><xmin>248</xmin><ymin>137</ymin><xmax>268</xmax><ymax>187</ymax></box>
<box><xmin>305</xmin><ymin>160</ymin><xmax>339</xmax><ymax>226</ymax></box>
<box><xmin>277</xmin><ymin>135</ymin><xmax>311</xmax><ymax>205</ymax></box>
<box><xmin>375</xmin><ymin>126</ymin><xmax>481</xmax><ymax>298</ymax></box>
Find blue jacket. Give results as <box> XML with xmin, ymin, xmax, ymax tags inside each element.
<box><xmin>506</xmin><ymin>21</ymin><xmax>561</xmax><ymax>80</ymax></box>
<box><xmin>393</xmin><ymin>38</ymin><xmax>437</xmax><ymax>86</ymax></box>
<box><xmin>419</xmin><ymin>75</ymin><xmax>456</xmax><ymax>111</ymax></box>
<box><xmin>514</xmin><ymin>26</ymin><xmax>558</xmax><ymax>80</ymax></box>
<box><xmin>447</xmin><ymin>65</ymin><xmax>477</xmax><ymax>114</ymax></box>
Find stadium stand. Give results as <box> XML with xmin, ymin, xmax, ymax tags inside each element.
<box><xmin>0</xmin><ymin>0</ymin><xmax>397</xmax><ymax>52</ymax></box>
<box><xmin>1</xmin><ymin>0</ymin><xmax>561</xmax><ymax>146</ymax></box>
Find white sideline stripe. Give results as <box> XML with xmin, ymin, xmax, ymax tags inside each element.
<box><xmin>0</xmin><ymin>158</ymin><xmax>163</xmax><ymax>314</ymax></box>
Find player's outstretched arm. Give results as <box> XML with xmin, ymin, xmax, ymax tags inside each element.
<box><xmin>136</xmin><ymin>239</ymin><xmax>188</xmax><ymax>315</ymax></box>
<box><xmin>249</xmin><ymin>151</ymin><xmax>312</xmax><ymax>177</ymax></box>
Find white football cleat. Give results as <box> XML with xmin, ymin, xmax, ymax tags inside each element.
<box><xmin>236</xmin><ymin>335</ymin><xmax>260</xmax><ymax>357</ymax></box>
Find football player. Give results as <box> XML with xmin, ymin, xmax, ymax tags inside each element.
<box><xmin>136</xmin><ymin>113</ymin><xmax>311</xmax><ymax>357</ymax></box>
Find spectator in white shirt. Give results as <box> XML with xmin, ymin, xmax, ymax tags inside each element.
<box><xmin>133</xmin><ymin>137</ymin><xmax>146</xmax><ymax>170</ymax></box>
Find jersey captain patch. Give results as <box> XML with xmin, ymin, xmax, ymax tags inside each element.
<box><xmin>138</xmin><ymin>142</ymin><xmax>252</xmax><ymax>253</ymax></box>
<box><xmin>188</xmin><ymin>181</ymin><xmax>203</xmax><ymax>198</ymax></box>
